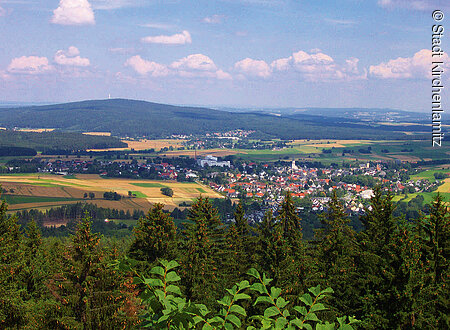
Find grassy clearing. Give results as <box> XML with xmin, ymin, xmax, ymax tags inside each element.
<box><xmin>392</xmin><ymin>192</ymin><xmax>450</xmax><ymax>204</ymax></box>
<box><xmin>63</xmin><ymin>174</ymin><xmax>77</xmax><ymax>179</ymax></box>
<box><xmin>411</xmin><ymin>168</ymin><xmax>450</xmax><ymax>181</ymax></box>
<box><xmin>130</xmin><ymin>191</ymin><xmax>147</xmax><ymax>198</ymax></box>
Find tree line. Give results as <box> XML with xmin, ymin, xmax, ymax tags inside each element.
<box><xmin>0</xmin><ymin>187</ymin><xmax>448</xmax><ymax>328</ymax></box>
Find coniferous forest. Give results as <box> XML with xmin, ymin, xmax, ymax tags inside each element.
<box><xmin>0</xmin><ymin>188</ymin><xmax>448</xmax><ymax>329</ymax></box>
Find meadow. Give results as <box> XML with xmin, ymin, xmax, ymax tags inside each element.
<box><xmin>0</xmin><ymin>173</ymin><xmax>222</xmax><ymax>211</ymax></box>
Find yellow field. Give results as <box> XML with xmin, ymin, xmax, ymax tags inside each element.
<box><xmin>87</xmin><ymin>138</ymin><xmax>186</xmax><ymax>152</ymax></box>
<box><xmin>437</xmin><ymin>178</ymin><xmax>450</xmax><ymax>194</ymax></box>
<box><xmin>83</xmin><ymin>131</ymin><xmax>111</xmax><ymax>136</ymax></box>
<box><xmin>17</xmin><ymin>128</ymin><xmax>55</xmax><ymax>132</ymax></box>
<box><xmin>0</xmin><ymin>173</ymin><xmax>222</xmax><ymax>211</ymax></box>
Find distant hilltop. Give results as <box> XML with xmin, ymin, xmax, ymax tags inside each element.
<box><xmin>0</xmin><ymin>98</ymin><xmax>437</xmax><ymax>140</ymax></box>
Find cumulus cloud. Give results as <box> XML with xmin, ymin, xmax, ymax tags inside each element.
<box><xmin>125</xmin><ymin>55</ymin><xmax>169</xmax><ymax>77</ymax></box>
<box><xmin>54</xmin><ymin>46</ymin><xmax>90</xmax><ymax>66</ymax></box>
<box><xmin>7</xmin><ymin>56</ymin><xmax>54</xmax><ymax>74</ymax></box>
<box><xmin>125</xmin><ymin>54</ymin><xmax>231</xmax><ymax>80</ymax></box>
<box><xmin>378</xmin><ymin>0</ymin><xmax>450</xmax><ymax>10</ymax></box>
<box><xmin>51</xmin><ymin>0</ymin><xmax>95</xmax><ymax>26</ymax></box>
<box><xmin>171</xmin><ymin>54</ymin><xmax>217</xmax><ymax>71</ymax></box>
<box><xmin>369</xmin><ymin>49</ymin><xmax>449</xmax><ymax>79</ymax></box>
<box><xmin>203</xmin><ymin>15</ymin><xmax>224</xmax><ymax>24</ymax></box>
<box><xmin>234</xmin><ymin>58</ymin><xmax>271</xmax><ymax>78</ymax></box>
<box><xmin>270</xmin><ymin>50</ymin><xmax>366</xmax><ymax>81</ymax></box>
<box><xmin>141</xmin><ymin>30</ymin><xmax>191</xmax><ymax>45</ymax></box>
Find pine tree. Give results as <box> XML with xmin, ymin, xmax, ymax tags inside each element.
<box><xmin>128</xmin><ymin>203</ymin><xmax>177</xmax><ymax>265</ymax></box>
<box><xmin>357</xmin><ymin>187</ymin><xmax>412</xmax><ymax>328</ymax></box>
<box><xmin>314</xmin><ymin>191</ymin><xmax>359</xmax><ymax>317</ymax></box>
<box><xmin>180</xmin><ymin>197</ymin><xmax>223</xmax><ymax>305</ymax></box>
<box><xmin>275</xmin><ymin>191</ymin><xmax>311</xmax><ymax>301</ymax></box>
<box><xmin>49</xmin><ymin>214</ymin><xmax>135</xmax><ymax>329</ymax></box>
<box><xmin>413</xmin><ymin>193</ymin><xmax>450</xmax><ymax>328</ymax></box>
<box><xmin>223</xmin><ymin>202</ymin><xmax>253</xmax><ymax>286</ymax></box>
<box><xmin>0</xmin><ymin>193</ymin><xmax>27</xmax><ymax>327</ymax></box>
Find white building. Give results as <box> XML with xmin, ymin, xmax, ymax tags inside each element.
<box><xmin>197</xmin><ymin>155</ymin><xmax>231</xmax><ymax>168</ymax></box>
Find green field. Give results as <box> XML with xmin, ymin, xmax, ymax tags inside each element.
<box><xmin>392</xmin><ymin>192</ymin><xmax>450</xmax><ymax>204</ymax></box>
<box><xmin>411</xmin><ymin>168</ymin><xmax>450</xmax><ymax>181</ymax></box>
<box><xmin>130</xmin><ymin>191</ymin><xmax>148</xmax><ymax>198</ymax></box>
<box><xmin>1</xmin><ymin>195</ymin><xmax>81</xmax><ymax>205</ymax></box>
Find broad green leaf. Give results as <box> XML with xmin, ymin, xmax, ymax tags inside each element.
<box><xmin>250</xmin><ymin>283</ymin><xmax>267</xmax><ymax>294</ymax></box>
<box><xmin>293</xmin><ymin>306</ymin><xmax>307</xmax><ymax>316</ymax></box>
<box><xmin>338</xmin><ymin>325</ymin><xmax>354</xmax><ymax>330</ymax></box>
<box><xmin>276</xmin><ymin>297</ymin><xmax>288</xmax><ymax>309</ymax></box>
<box><xmin>224</xmin><ymin>323</ymin><xmax>234</xmax><ymax>330</ymax></box>
<box><xmin>303</xmin><ymin>324</ymin><xmax>313</xmax><ymax>330</ymax></box>
<box><xmin>321</xmin><ymin>287</ymin><xmax>334</xmax><ymax>294</ymax></box>
<box><xmin>271</xmin><ymin>287</ymin><xmax>282</xmax><ymax>299</ymax></box>
<box><xmin>308</xmin><ymin>285</ymin><xmax>321</xmax><ymax>297</ymax></box>
<box><xmin>227</xmin><ymin>314</ymin><xmax>242</xmax><ymax>328</ymax></box>
<box><xmin>208</xmin><ymin>316</ymin><xmax>225</xmax><ymax>324</ymax></box>
<box><xmin>166</xmin><ymin>284</ymin><xmax>182</xmax><ymax>296</ymax></box>
<box><xmin>234</xmin><ymin>293</ymin><xmax>251</xmax><ymax>301</ymax></box>
<box><xmin>316</xmin><ymin>322</ymin><xmax>335</xmax><ymax>330</ymax></box>
<box><xmin>144</xmin><ymin>278</ymin><xmax>164</xmax><ymax>287</ymax></box>
<box><xmin>150</xmin><ymin>266</ymin><xmax>165</xmax><ymax>277</ymax></box>
<box><xmin>264</xmin><ymin>306</ymin><xmax>281</xmax><ymax>318</ymax></box>
<box><xmin>166</xmin><ymin>260</ymin><xmax>179</xmax><ymax>270</ymax></box>
<box><xmin>230</xmin><ymin>304</ymin><xmax>246</xmax><ymax>316</ymax></box>
<box><xmin>247</xmin><ymin>268</ymin><xmax>260</xmax><ymax>278</ymax></box>
<box><xmin>202</xmin><ymin>323</ymin><xmax>214</xmax><ymax>330</ymax></box>
<box><xmin>305</xmin><ymin>312</ymin><xmax>319</xmax><ymax>321</ymax></box>
<box><xmin>254</xmin><ymin>296</ymin><xmax>273</xmax><ymax>306</ymax></box>
<box><xmin>166</xmin><ymin>271</ymin><xmax>181</xmax><ymax>282</ymax></box>
<box><xmin>289</xmin><ymin>319</ymin><xmax>304</xmax><ymax>327</ymax></box>
<box><xmin>275</xmin><ymin>317</ymin><xmax>288</xmax><ymax>328</ymax></box>
<box><xmin>132</xmin><ymin>277</ymin><xmax>143</xmax><ymax>284</ymax></box>
<box><xmin>238</xmin><ymin>280</ymin><xmax>250</xmax><ymax>290</ymax></box>
<box><xmin>310</xmin><ymin>303</ymin><xmax>327</xmax><ymax>312</ymax></box>
<box><xmin>299</xmin><ymin>293</ymin><xmax>313</xmax><ymax>306</ymax></box>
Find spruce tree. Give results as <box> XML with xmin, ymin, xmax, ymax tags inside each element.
<box><xmin>180</xmin><ymin>197</ymin><xmax>223</xmax><ymax>305</ymax></box>
<box><xmin>275</xmin><ymin>191</ymin><xmax>311</xmax><ymax>301</ymax></box>
<box><xmin>0</xmin><ymin>193</ymin><xmax>26</xmax><ymax>327</ymax></box>
<box><xmin>357</xmin><ymin>187</ymin><xmax>412</xmax><ymax>328</ymax></box>
<box><xmin>314</xmin><ymin>191</ymin><xmax>359</xmax><ymax>317</ymax></box>
<box><xmin>49</xmin><ymin>214</ymin><xmax>135</xmax><ymax>329</ymax></box>
<box><xmin>128</xmin><ymin>203</ymin><xmax>177</xmax><ymax>265</ymax></box>
<box><xmin>413</xmin><ymin>193</ymin><xmax>449</xmax><ymax>328</ymax></box>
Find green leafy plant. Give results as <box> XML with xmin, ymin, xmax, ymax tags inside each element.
<box><xmin>113</xmin><ymin>259</ymin><xmax>359</xmax><ymax>329</ymax></box>
<box><xmin>246</xmin><ymin>268</ymin><xmax>358</xmax><ymax>329</ymax></box>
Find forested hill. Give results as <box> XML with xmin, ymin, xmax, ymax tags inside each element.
<box><xmin>0</xmin><ymin>98</ymin><xmax>424</xmax><ymax>140</ymax></box>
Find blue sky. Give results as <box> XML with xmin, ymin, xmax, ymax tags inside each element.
<box><xmin>0</xmin><ymin>0</ymin><xmax>449</xmax><ymax>111</ymax></box>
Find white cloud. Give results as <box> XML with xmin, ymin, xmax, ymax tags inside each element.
<box><xmin>54</xmin><ymin>46</ymin><xmax>90</xmax><ymax>66</ymax></box>
<box><xmin>378</xmin><ymin>0</ymin><xmax>450</xmax><ymax>10</ymax></box>
<box><xmin>270</xmin><ymin>50</ymin><xmax>366</xmax><ymax>81</ymax></box>
<box><xmin>234</xmin><ymin>58</ymin><xmax>271</xmax><ymax>78</ymax></box>
<box><xmin>125</xmin><ymin>54</ymin><xmax>231</xmax><ymax>80</ymax></box>
<box><xmin>171</xmin><ymin>54</ymin><xmax>217</xmax><ymax>71</ymax></box>
<box><xmin>141</xmin><ymin>30</ymin><xmax>191</xmax><ymax>45</ymax></box>
<box><xmin>140</xmin><ymin>22</ymin><xmax>175</xmax><ymax>30</ymax></box>
<box><xmin>369</xmin><ymin>49</ymin><xmax>449</xmax><ymax>79</ymax></box>
<box><xmin>91</xmin><ymin>0</ymin><xmax>144</xmax><ymax>10</ymax></box>
<box><xmin>51</xmin><ymin>0</ymin><xmax>95</xmax><ymax>26</ymax></box>
<box><xmin>203</xmin><ymin>14</ymin><xmax>224</xmax><ymax>24</ymax></box>
<box><xmin>125</xmin><ymin>55</ymin><xmax>169</xmax><ymax>77</ymax></box>
<box><xmin>7</xmin><ymin>56</ymin><xmax>54</xmax><ymax>74</ymax></box>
